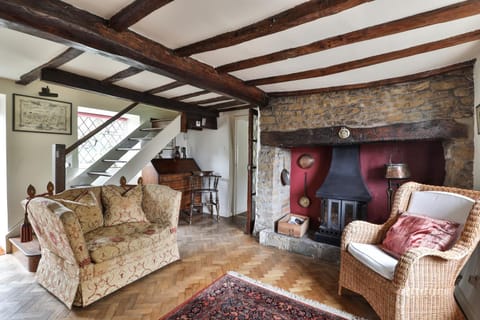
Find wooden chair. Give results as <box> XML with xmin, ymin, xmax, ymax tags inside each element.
<box><xmin>188</xmin><ymin>171</ymin><xmax>220</xmax><ymax>224</ymax></box>
<box><xmin>338</xmin><ymin>182</ymin><xmax>480</xmax><ymax>319</ymax></box>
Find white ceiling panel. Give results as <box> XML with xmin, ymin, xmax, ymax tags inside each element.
<box><xmin>130</xmin><ymin>0</ymin><xmax>308</xmax><ymax>49</ymax></box>
<box><xmin>157</xmin><ymin>85</ymin><xmax>204</xmax><ymax>99</ymax></box>
<box><xmin>60</xmin><ymin>0</ymin><xmax>135</xmax><ymax>19</ymax></box>
<box><xmin>231</xmin><ymin>15</ymin><xmax>480</xmax><ymax>81</ymax></box>
<box><xmin>115</xmin><ymin>71</ymin><xmax>175</xmax><ymax>92</ymax></box>
<box><xmin>259</xmin><ymin>42</ymin><xmax>480</xmax><ymax>92</ymax></box>
<box><xmin>0</xmin><ymin>28</ymin><xmax>68</xmax><ymax>81</ymax></box>
<box><xmin>193</xmin><ymin>0</ymin><xmax>464</xmax><ymax>67</ymax></box>
<box><xmin>58</xmin><ymin>52</ymin><xmax>130</xmax><ymax>80</ymax></box>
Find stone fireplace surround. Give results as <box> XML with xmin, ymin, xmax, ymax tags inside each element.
<box><xmin>254</xmin><ymin>64</ymin><xmax>474</xmax><ymax>259</ymax></box>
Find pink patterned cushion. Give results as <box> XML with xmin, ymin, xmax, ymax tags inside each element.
<box><xmin>102</xmin><ymin>185</ymin><xmax>149</xmax><ymax>226</ymax></box>
<box><xmin>381</xmin><ymin>213</ymin><xmax>460</xmax><ymax>259</ymax></box>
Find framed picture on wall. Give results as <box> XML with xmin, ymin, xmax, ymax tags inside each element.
<box><xmin>477</xmin><ymin>104</ymin><xmax>480</xmax><ymax>135</ymax></box>
<box><xmin>13</xmin><ymin>94</ymin><xmax>72</xmax><ymax>135</ymax></box>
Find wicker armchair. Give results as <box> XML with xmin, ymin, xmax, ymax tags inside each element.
<box><xmin>338</xmin><ymin>182</ymin><xmax>480</xmax><ymax>320</ymax></box>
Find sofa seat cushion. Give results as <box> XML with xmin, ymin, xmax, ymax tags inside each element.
<box><xmin>84</xmin><ymin>222</ymin><xmax>171</xmax><ymax>263</ymax></box>
<box><xmin>348</xmin><ymin>242</ymin><xmax>398</xmax><ymax>280</ymax></box>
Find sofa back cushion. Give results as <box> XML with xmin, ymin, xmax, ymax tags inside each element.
<box><xmin>407</xmin><ymin>191</ymin><xmax>474</xmax><ymax>225</ymax></box>
<box><xmin>56</xmin><ymin>191</ymin><xmax>103</xmax><ymax>233</ymax></box>
<box><xmin>102</xmin><ymin>185</ymin><xmax>149</xmax><ymax>226</ymax></box>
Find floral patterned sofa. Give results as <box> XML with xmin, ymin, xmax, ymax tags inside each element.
<box><xmin>23</xmin><ymin>180</ymin><xmax>182</xmax><ymax>308</ymax></box>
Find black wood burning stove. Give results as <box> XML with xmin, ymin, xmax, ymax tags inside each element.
<box><xmin>315</xmin><ymin>146</ymin><xmax>371</xmax><ymax>246</ymax></box>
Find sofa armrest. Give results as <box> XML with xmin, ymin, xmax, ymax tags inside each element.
<box><xmin>142</xmin><ymin>184</ymin><xmax>182</xmax><ymax>227</ymax></box>
<box><xmin>25</xmin><ymin>198</ymin><xmax>91</xmax><ymax>267</ymax></box>
<box><xmin>393</xmin><ymin>246</ymin><xmax>468</xmax><ymax>288</ymax></box>
<box><xmin>341</xmin><ymin>220</ymin><xmax>387</xmax><ymax>250</ymax></box>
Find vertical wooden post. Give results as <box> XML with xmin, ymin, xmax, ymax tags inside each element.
<box><xmin>53</xmin><ymin>144</ymin><xmax>66</xmax><ymax>193</ymax></box>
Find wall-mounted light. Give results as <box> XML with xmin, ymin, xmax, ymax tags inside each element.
<box><xmin>38</xmin><ymin>86</ymin><xmax>58</xmax><ymax>97</ymax></box>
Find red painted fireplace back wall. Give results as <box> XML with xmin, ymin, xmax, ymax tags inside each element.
<box><xmin>290</xmin><ymin>141</ymin><xmax>445</xmax><ymax>228</ymax></box>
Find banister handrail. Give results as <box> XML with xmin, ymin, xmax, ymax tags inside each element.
<box><xmin>65</xmin><ymin>102</ymin><xmax>138</xmax><ymax>154</ymax></box>
<box><xmin>54</xmin><ymin>101</ymin><xmax>139</xmax><ymax>192</ymax></box>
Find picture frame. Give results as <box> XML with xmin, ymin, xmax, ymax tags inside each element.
<box><xmin>13</xmin><ymin>94</ymin><xmax>72</xmax><ymax>135</ymax></box>
<box><xmin>477</xmin><ymin>104</ymin><xmax>480</xmax><ymax>135</ymax></box>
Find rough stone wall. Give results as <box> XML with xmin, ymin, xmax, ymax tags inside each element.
<box><xmin>255</xmin><ymin>66</ymin><xmax>474</xmax><ymax>232</ymax></box>
<box><xmin>254</xmin><ymin>146</ymin><xmax>291</xmax><ymax>234</ymax></box>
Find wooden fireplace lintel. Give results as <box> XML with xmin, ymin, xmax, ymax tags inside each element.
<box><xmin>261</xmin><ymin>119</ymin><xmax>468</xmax><ymax>148</ymax></box>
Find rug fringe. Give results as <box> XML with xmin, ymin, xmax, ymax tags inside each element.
<box><xmin>227</xmin><ymin>271</ymin><xmax>366</xmax><ymax>320</ymax></box>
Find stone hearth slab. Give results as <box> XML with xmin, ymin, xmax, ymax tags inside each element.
<box><xmin>259</xmin><ymin>229</ymin><xmax>340</xmax><ymax>263</ymax></box>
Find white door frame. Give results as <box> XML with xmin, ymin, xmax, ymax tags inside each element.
<box><xmin>233</xmin><ymin>115</ymin><xmax>248</xmax><ymax>215</ymax></box>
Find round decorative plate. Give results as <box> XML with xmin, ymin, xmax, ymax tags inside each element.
<box><xmin>338</xmin><ymin>127</ymin><xmax>350</xmax><ymax>139</ymax></box>
<box><xmin>297</xmin><ymin>154</ymin><xmax>314</xmax><ymax>169</ymax></box>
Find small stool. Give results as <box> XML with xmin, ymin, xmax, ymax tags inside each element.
<box><xmin>188</xmin><ymin>171</ymin><xmax>220</xmax><ymax>224</ymax></box>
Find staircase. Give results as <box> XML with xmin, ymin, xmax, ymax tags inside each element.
<box><xmin>68</xmin><ymin>115</ymin><xmax>181</xmax><ymax>188</ymax></box>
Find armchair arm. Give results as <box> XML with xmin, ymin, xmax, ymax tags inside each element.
<box><xmin>341</xmin><ymin>220</ymin><xmax>387</xmax><ymax>250</ymax></box>
<box><xmin>24</xmin><ymin>198</ymin><xmax>91</xmax><ymax>267</ymax></box>
<box><xmin>393</xmin><ymin>246</ymin><xmax>468</xmax><ymax>288</ymax></box>
<box><xmin>142</xmin><ymin>184</ymin><xmax>182</xmax><ymax>227</ymax></box>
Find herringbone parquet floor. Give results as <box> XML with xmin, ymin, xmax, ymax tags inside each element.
<box><xmin>0</xmin><ymin>215</ymin><xmax>379</xmax><ymax>320</ymax></box>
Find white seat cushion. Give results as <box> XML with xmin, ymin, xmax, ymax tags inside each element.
<box><xmin>348</xmin><ymin>242</ymin><xmax>398</xmax><ymax>280</ymax></box>
<box><xmin>407</xmin><ymin>191</ymin><xmax>474</xmax><ymax>225</ymax></box>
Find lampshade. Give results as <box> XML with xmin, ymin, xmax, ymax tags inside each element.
<box><xmin>385</xmin><ymin>163</ymin><xmax>411</xmax><ymax>179</ymax></box>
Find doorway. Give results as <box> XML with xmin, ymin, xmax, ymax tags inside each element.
<box><xmin>233</xmin><ymin>116</ymin><xmax>248</xmax><ymax>216</ymax></box>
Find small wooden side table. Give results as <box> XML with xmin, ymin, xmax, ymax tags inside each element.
<box><xmin>9</xmin><ymin>237</ymin><xmax>41</xmax><ymax>272</ymax></box>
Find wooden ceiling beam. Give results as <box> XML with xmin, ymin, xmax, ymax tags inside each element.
<box><xmin>247</xmin><ymin>30</ymin><xmax>480</xmax><ymax>86</ymax></box>
<box><xmin>109</xmin><ymin>0</ymin><xmax>174</xmax><ymax>31</ymax></box>
<box><xmin>147</xmin><ymin>81</ymin><xmax>184</xmax><ymax>94</ymax></box>
<box><xmin>175</xmin><ymin>0</ymin><xmax>372</xmax><ymax>56</ymax></box>
<box><xmin>268</xmin><ymin>60</ymin><xmax>476</xmax><ymax>97</ymax></box>
<box><xmin>207</xmin><ymin>100</ymin><xmax>248</xmax><ymax>110</ymax></box>
<box><xmin>16</xmin><ymin>47</ymin><xmax>83</xmax><ymax>85</ymax></box>
<box><xmin>0</xmin><ymin>0</ymin><xmax>268</xmax><ymax>106</ymax></box>
<box><xmin>218</xmin><ymin>1</ymin><xmax>480</xmax><ymax>73</ymax></box>
<box><xmin>41</xmin><ymin>68</ymin><xmax>218</xmax><ymax>117</ymax></box>
<box><xmin>173</xmin><ymin>90</ymin><xmax>209</xmax><ymax>101</ymax></box>
<box><xmin>196</xmin><ymin>96</ymin><xmax>232</xmax><ymax>105</ymax></box>
<box><xmin>102</xmin><ymin>66</ymin><xmax>143</xmax><ymax>84</ymax></box>
<box><xmin>217</xmin><ymin>105</ymin><xmax>255</xmax><ymax>113</ymax></box>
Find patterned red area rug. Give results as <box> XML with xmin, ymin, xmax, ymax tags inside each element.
<box><xmin>160</xmin><ymin>271</ymin><xmax>363</xmax><ymax>320</ymax></box>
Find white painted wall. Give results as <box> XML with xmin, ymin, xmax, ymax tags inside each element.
<box><xmin>0</xmin><ymin>94</ymin><xmax>7</xmax><ymax>250</ymax></box>
<box><xmin>187</xmin><ymin>109</ymin><xmax>249</xmax><ymax>217</ymax></box>
<box><xmin>456</xmin><ymin>57</ymin><xmax>480</xmax><ymax>320</ymax></box>
<box><xmin>0</xmin><ymin>77</ymin><xmax>176</xmax><ymax>245</ymax></box>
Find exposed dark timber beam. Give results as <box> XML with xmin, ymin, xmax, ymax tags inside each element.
<box><xmin>109</xmin><ymin>0</ymin><xmax>174</xmax><ymax>31</ymax></box>
<box><xmin>261</xmin><ymin>120</ymin><xmax>468</xmax><ymax>148</ymax></box>
<box><xmin>248</xmin><ymin>30</ymin><xmax>480</xmax><ymax>86</ymax></box>
<box><xmin>196</xmin><ymin>96</ymin><xmax>232</xmax><ymax>105</ymax></box>
<box><xmin>175</xmin><ymin>0</ymin><xmax>372</xmax><ymax>56</ymax></box>
<box><xmin>147</xmin><ymin>81</ymin><xmax>184</xmax><ymax>94</ymax></box>
<box><xmin>0</xmin><ymin>0</ymin><xmax>268</xmax><ymax>106</ymax></box>
<box><xmin>218</xmin><ymin>105</ymin><xmax>255</xmax><ymax>113</ymax></box>
<box><xmin>218</xmin><ymin>1</ymin><xmax>480</xmax><ymax>73</ymax></box>
<box><xmin>208</xmin><ymin>100</ymin><xmax>248</xmax><ymax>110</ymax></box>
<box><xmin>102</xmin><ymin>66</ymin><xmax>142</xmax><ymax>83</ymax></box>
<box><xmin>41</xmin><ymin>68</ymin><xmax>218</xmax><ymax>117</ymax></box>
<box><xmin>173</xmin><ymin>90</ymin><xmax>209</xmax><ymax>101</ymax></box>
<box><xmin>269</xmin><ymin>60</ymin><xmax>476</xmax><ymax>97</ymax></box>
<box><xmin>16</xmin><ymin>47</ymin><xmax>83</xmax><ymax>85</ymax></box>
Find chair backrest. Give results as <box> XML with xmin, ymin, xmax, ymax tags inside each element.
<box><xmin>407</xmin><ymin>191</ymin><xmax>475</xmax><ymax>225</ymax></box>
